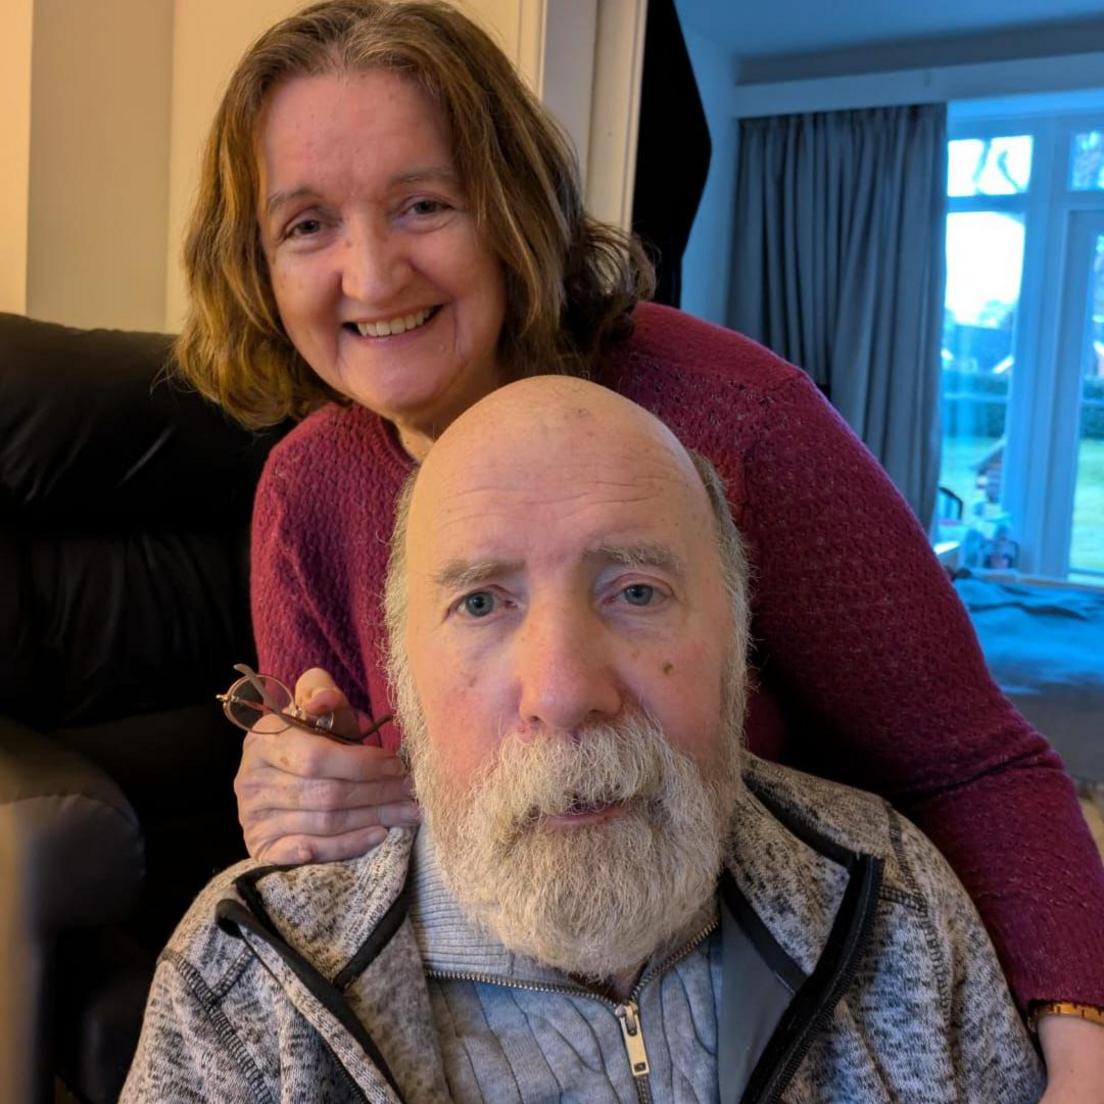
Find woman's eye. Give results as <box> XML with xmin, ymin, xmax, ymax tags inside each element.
<box><xmin>621</xmin><ymin>584</ymin><xmax>655</xmax><ymax>607</ymax></box>
<box><xmin>286</xmin><ymin>218</ymin><xmax>322</xmax><ymax>239</ymax></box>
<box><xmin>406</xmin><ymin>198</ymin><xmax>450</xmax><ymax>218</ymax></box>
<box><xmin>461</xmin><ymin>591</ymin><xmax>496</xmax><ymax>618</ymax></box>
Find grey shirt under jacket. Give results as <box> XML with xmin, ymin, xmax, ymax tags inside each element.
<box><xmin>120</xmin><ymin>757</ymin><xmax>1045</xmax><ymax>1103</ymax></box>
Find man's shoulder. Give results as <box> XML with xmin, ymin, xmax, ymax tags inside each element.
<box><xmin>741</xmin><ymin>756</ymin><xmax>959</xmax><ymax>902</ymax></box>
<box><xmin>157</xmin><ymin>856</ymin><xmax>267</xmax><ymax>990</ymax></box>
<box><xmin>740</xmin><ymin>758</ymin><xmax>1043</xmax><ymax>1101</ymax></box>
<box><xmin>159</xmin><ymin>830</ymin><xmax>416</xmax><ymax>997</ymax></box>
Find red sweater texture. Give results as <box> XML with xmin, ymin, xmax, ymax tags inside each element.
<box><xmin>251</xmin><ymin>301</ymin><xmax>1104</xmax><ymax>1011</ymax></box>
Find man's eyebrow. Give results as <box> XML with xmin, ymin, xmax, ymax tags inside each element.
<box><xmin>587</xmin><ymin>542</ymin><xmax>685</xmax><ymax>575</ymax></box>
<box><xmin>432</xmin><ymin>558</ymin><xmax>523</xmax><ymax>592</ymax></box>
<box><xmin>432</xmin><ymin>544</ymin><xmax>682</xmax><ymax>591</ymax></box>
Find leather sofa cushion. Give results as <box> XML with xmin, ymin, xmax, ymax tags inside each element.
<box><xmin>0</xmin><ymin>313</ymin><xmax>286</xmax><ymax>729</ymax></box>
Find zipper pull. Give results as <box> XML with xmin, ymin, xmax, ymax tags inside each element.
<box><xmin>614</xmin><ymin>1000</ymin><xmax>651</xmax><ymax>1078</ymax></box>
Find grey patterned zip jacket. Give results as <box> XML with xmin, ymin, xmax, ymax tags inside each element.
<box><xmin>120</xmin><ymin>757</ymin><xmax>1045</xmax><ymax>1103</ymax></box>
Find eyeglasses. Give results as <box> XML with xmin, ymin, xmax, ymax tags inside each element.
<box><xmin>216</xmin><ymin>663</ymin><xmax>390</xmax><ymax>745</ymax></box>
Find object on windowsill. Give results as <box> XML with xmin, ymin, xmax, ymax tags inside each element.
<box><xmin>981</xmin><ymin>525</ymin><xmax>1019</xmax><ymax>570</ymax></box>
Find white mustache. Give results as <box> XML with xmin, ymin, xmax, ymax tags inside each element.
<box><xmin>470</xmin><ymin>713</ymin><xmax>678</xmax><ymax>833</ymax></box>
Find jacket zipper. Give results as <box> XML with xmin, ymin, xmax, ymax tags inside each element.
<box><xmin>426</xmin><ymin>918</ymin><xmax>716</xmax><ymax>1104</ymax></box>
<box><xmin>613</xmin><ymin>1000</ymin><xmax>653</xmax><ymax>1103</ymax></box>
<box><xmin>743</xmin><ymin>854</ymin><xmax>883</xmax><ymax>1104</ymax></box>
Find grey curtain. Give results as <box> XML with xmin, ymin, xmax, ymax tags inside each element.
<box><xmin>729</xmin><ymin>104</ymin><xmax>947</xmax><ymax>526</ymax></box>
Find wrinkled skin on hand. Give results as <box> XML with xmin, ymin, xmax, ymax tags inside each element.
<box><xmin>234</xmin><ymin>667</ymin><xmax>420</xmax><ymax>864</ymax></box>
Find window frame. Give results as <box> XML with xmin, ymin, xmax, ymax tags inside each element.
<box><xmin>945</xmin><ymin>105</ymin><xmax>1104</xmax><ymax>577</ymax></box>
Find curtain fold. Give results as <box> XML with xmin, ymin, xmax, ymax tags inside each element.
<box><xmin>729</xmin><ymin>104</ymin><xmax>947</xmax><ymax>526</ymax></box>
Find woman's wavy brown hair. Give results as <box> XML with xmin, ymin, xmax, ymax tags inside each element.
<box><xmin>175</xmin><ymin>0</ymin><xmax>654</xmax><ymax>428</ymax></box>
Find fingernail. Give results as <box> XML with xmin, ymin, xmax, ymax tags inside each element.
<box><xmin>382</xmin><ymin>757</ymin><xmax>408</xmax><ymax>777</ymax></box>
<box><xmin>367</xmin><ymin>828</ymin><xmax>387</xmax><ymax>848</ymax></box>
<box><xmin>401</xmin><ymin>775</ymin><xmax>416</xmax><ymax>795</ymax></box>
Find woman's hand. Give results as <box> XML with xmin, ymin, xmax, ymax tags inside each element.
<box><xmin>234</xmin><ymin>667</ymin><xmax>420</xmax><ymax>863</ymax></box>
<box><xmin>1037</xmin><ymin>1013</ymin><xmax>1104</xmax><ymax>1103</ymax></box>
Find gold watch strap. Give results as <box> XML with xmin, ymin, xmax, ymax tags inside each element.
<box><xmin>1028</xmin><ymin>1001</ymin><xmax>1104</xmax><ymax>1032</ymax></box>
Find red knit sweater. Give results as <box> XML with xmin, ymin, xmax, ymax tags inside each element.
<box><xmin>251</xmin><ymin>301</ymin><xmax>1104</xmax><ymax>1010</ymax></box>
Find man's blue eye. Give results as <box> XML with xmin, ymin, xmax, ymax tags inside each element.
<box><xmin>463</xmin><ymin>591</ymin><xmax>495</xmax><ymax>617</ymax></box>
<box><xmin>622</xmin><ymin>584</ymin><xmax>654</xmax><ymax>606</ymax></box>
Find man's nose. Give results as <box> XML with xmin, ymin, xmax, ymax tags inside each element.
<box><xmin>514</xmin><ymin>602</ymin><xmax>622</xmax><ymax>733</ymax></box>
<box><xmin>340</xmin><ymin>220</ymin><xmax>409</xmax><ymax>304</ymax></box>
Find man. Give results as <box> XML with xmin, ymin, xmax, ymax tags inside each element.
<box><xmin>123</xmin><ymin>377</ymin><xmax>1043</xmax><ymax>1103</ymax></box>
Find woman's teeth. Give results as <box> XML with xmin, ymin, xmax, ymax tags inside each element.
<box><xmin>355</xmin><ymin>307</ymin><xmax>432</xmax><ymax>337</ymax></box>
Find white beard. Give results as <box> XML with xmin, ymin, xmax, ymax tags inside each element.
<box><xmin>405</xmin><ymin>706</ymin><xmax>741</xmax><ymax>982</ymax></box>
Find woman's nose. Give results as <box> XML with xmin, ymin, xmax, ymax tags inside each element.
<box><xmin>514</xmin><ymin>603</ymin><xmax>622</xmax><ymax>734</ymax></box>
<box><xmin>339</xmin><ymin>221</ymin><xmax>409</xmax><ymax>305</ymax></box>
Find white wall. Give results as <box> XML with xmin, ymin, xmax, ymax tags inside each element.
<box><xmin>27</xmin><ymin>0</ymin><xmax>173</xmax><ymax>332</ymax></box>
<box><xmin>0</xmin><ymin>0</ymin><xmax>34</xmax><ymax>315</ymax></box>
<box><xmin>164</xmin><ymin>0</ymin><xmax>303</xmax><ymax>330</ymax></box>
<box><xmin>585</xmin><ymin>0</ymin><xmax>647</xmax><ymax>230</ymax></box>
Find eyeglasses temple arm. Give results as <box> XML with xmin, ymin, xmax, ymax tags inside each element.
<box><xmin>232</xmin><ymin>663</ymin><xmax>285</xmax><ymax>714</ymax></box>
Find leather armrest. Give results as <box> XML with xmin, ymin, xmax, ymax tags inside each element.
<box><xmin>0</xmin><ymin>718</ymin><xmax>146</xmax><ymax>1104</ymax></box>
<box><xmin>0</xmin><ymin>717</ymin><xmax>144</xmax><ymax>929</ymax></box>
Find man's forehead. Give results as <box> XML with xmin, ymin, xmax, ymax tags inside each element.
<box><xmin>411</xmin><ymin>452</ymin><xmax>702</xmax><ymax>559</ymax></box>
<box><xmin>424</xmin><ymin>433</ymin><xmax>693</xmax><ymax>510</ymax></box>
<box><xmin>405</xmin><ymin>387</ymin><xmax>717</xmax><ymax>582</ymax></box>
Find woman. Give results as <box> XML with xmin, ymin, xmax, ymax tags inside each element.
<box><xmin>177</xmin><ymin>0</ymin><xmax>1104</xmax><ymax>1091</ymax></box>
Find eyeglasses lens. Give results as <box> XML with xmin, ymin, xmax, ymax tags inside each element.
<box><xmin>226</xmin><ymin>675</ymin><xmax>293</xmax><ymax>731</ymax></box>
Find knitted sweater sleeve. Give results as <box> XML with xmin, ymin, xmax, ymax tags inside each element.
<box><xmin>739</xmin><ymin>371</ymin><xmax>1104</xmax><ymax>1011</ymax></box>
<box><xmin>249</xmin><ymin>449</ymin><xmax>373</xmax><ymax>715</ymax></box>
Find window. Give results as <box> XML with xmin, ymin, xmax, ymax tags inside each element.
<box><xmin>939</xmin><ymin>99</ymin><xmax>1104</xmax><ymax>581</ymax></box>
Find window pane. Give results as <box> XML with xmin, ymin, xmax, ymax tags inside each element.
<box><xmin>947</xmin><ymin>136</ymin><xmax>1033</xmax><ymax>197</ymax></box>
<box><xmin>1070</xmin><ymin>231</ymin><xmax>1104</xmax><ymax>576</ymax></box>
<box><xmin>939</xmin><ymin>212</ymin><xmax>1025</xmax><ymax>563</ymax></box>
<box><xmin>1069</xmin><ymin>129</ymin><xmax>1104</xmax><ymax>192</ymax></box>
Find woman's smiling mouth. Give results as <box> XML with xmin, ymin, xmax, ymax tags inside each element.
<box><xmin>347</xmin><ymin>306</ymin><xmax>440</xmax><ymax>338</ymax></box>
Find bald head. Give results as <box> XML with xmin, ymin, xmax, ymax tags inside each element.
<box><xmin>410</xmin><ymin>376</ymin><xmax>715</xmax><ymax>560</ymax></box>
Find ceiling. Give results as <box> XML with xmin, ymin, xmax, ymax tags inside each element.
<box><xmin>675</xmin><ymin>0</ymin><xmax>1104</xmax><ymax>59</ymax></box>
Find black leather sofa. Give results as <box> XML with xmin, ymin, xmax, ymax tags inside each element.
<box><xmin>0</xmin><ymin>313</ymin><xmax>287</xmax><ymax>1103</ymax></box>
